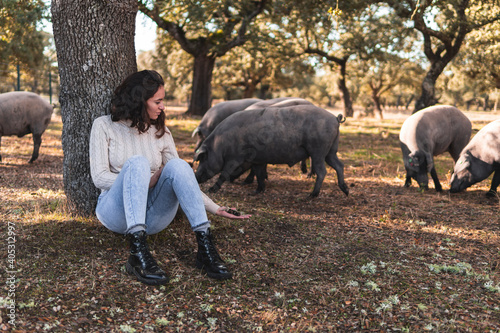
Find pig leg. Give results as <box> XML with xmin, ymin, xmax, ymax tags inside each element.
<box><xmin>209</xmin><ymin>160</ymin><xmax>249</xmax><ymax>192</ymax></box>
<box><xmin>486</xmin><ymin>170</ymin><xmax>500</xmax><ymax>197</ymax></box>
<box><xmin>29</xmin><ymin>133</ymin><xmax>42</xmax><ymax>163</ymax></box>
<box><xmin>429</xmin><ymin>167</ymin><xmax>442</xmax><ymax>192</ymax></box>
<box><xmin>229</xmin><ymin>165</ymin><xmax>251</xmax><ymax>183</ymax></box>
<box><xmin>208</xmin><ymin>165</ymin><xmax>235</xmax><ymax>193</ymax></box>
<box><xmin>208</xmin><ymin>176</ymin><xmax>225</xmax><ymax>193</ymax></box>
<box><xmin>252</xmin><ymin>164</ymin><xmax>267</xmax><ymax>194</ymax></box>
<box><xmin>325</xmin><ymin>153</ymin><xmax>349</xmax><ymax>196</ymax></box>
<box><xmin>404</xmin><ymin>170</ymin><xmax>412</xmax><ymax>187</ymax></box>
<box><xmin>309</xmin><ymin>157</ymin><xmax>327</xmax><ymax>197</ymax></box>
<box><xmin>238</xmin><ymin>164</ymin><xmax>267</xmax><ymax>184</ymax></box>
<box><xmin>300</xmin><ymin>159</ymin><xmax>308</xmax><ymax>174</ymax></box>
<box><xmin>242</xmin><ymin>169</ymin><xmax>255</xmax><ymax>184</ymax></box>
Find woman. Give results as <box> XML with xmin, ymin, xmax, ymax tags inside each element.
<box><xmin>89</xmin><ymin>70</ymin><xmax>250</xmax><ymax>285</ymax></box>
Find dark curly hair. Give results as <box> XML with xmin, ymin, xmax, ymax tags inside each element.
<box><xmin>110</xmin><ymin>70</ymin><xmax>166</xmax><ymax>137</ymax></box>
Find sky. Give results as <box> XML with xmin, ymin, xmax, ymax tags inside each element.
<box><xmin>135</xmin><ymin>12</ymin><xmax>157</xmax><ymax>53</ymax></box>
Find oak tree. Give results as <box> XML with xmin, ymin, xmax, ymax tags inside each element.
<box><xmin>139</xmin><ymin>0</ymin><xmax>267</xmax><ymax>116</ymax></box>
<box><xmin>51</xmin><ymin>0</ymin><xmax>138</xmax><ymax>215</ymax></box>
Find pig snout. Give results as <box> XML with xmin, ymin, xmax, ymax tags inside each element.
<box><xmin>449</xmin><ymin>171</ymin><xmax>472</xmax><ymax>193</ymax></box>
<box><xmin>195</xmin><ymin>165</ymin><xmax>213</xmax><ymax>184</ymax></box>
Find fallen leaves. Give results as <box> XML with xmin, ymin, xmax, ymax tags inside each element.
<box><xmin>1</xmin><ymin>111</ymin><xmax>499</xmax><ymax>331</ymax></box>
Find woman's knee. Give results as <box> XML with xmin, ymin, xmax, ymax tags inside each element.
<box><xmin>164</xmin><ymin>158</ymin><xmax>192</xmax><ymax>176</ymax></box>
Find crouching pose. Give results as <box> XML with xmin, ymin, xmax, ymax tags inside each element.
<box><xmin>89</xmin><ymin>70</ymin><xmax>250</xmax><ymax>285</ymax></box>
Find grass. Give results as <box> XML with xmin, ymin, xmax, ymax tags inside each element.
<box><xmin>0</xmin><ymin>108</ymin><xmax>499</xmax><ymax>332</ymax></box>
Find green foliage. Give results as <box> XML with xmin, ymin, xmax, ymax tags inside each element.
<box><xmin>0</xmin><ymin>0</ymin><xmax>47</xmax><ymax>69</ymax></box>
<box><xmin>140</xmin><ymin>0</ymin><xmax>268</xmax><ymax>57</ymax></box>
<box><xmin>386</xmin><ymin>0</ymin><xmax>500</xmax><ymax>109</ymax></box>
<box><xmin>455</xmin><ymin>20</ymin><xmax>500</xmax><ymax>90</ymax></box>
<box><xmin>136</xmin><ymin>0</ymin><xmax>500</xmax><ymax>113</ymax></box>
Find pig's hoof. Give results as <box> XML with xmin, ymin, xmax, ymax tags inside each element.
<box><xmin>251</xmin><ymin>188</ymin><xmax>264</xmax><ymax>196</ymax></box>
<box><xmin>340</xmin><ymin>184</ymin><xmax>349</xmax><ymax>196</ymax></box>
<box><xmin>486</xmin><ymin>190</ymin><xmax>497</xmax><ymax>198</ymax></box>
<box><xmin>208</xmin><ymin>186</ymin><xmax>220</xmax><ymax>193</ymax></box>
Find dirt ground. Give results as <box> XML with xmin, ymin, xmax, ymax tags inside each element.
<box><xmin>0</xmin><ymin>106</ymin><xmax>499</xmax><ymax>332</ymax></box>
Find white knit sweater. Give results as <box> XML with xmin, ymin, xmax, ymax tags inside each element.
<box><xmin>89</xmin><ymin>115</ymin><xmax>220</xmax><ymax>214</ymax></box>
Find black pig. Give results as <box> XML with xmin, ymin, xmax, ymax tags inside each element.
<box><xmin>191</xmin><ymin>98</ymin><xmax>262</xmax><ymax>152</ymax></box>
<box><xmin>194</xmin><ymin>105</ymin><xmax>349</xmax><ymax>197</ymax></box>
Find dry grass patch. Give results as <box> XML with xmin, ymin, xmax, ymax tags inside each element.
<box><xmin>0</xmin><ymin>109</ymin><xmax>499</xmax><ymax>332</ymax></box>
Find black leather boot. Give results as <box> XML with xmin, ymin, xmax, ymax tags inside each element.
<box><xmin>195</xmin><ymin>229</ymin><xmax>232</xmax><ymax>280</ymax></box>
<box><xmin>125</xmin><ymin>231</ymin><xmax>169</xmax><ymax>285</ymax></box>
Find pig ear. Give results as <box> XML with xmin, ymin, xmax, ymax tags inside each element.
<box><xmin>194</xmin><ymin>146</ymin><xmax>207</xmax><ymax>162</ymax></box>
<box><xmin>191</xmin><ymin>127</ymin><xmax>200</xmax><ymax>138</ymax></box>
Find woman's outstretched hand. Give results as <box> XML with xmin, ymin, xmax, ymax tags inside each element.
<box><xmin>216</xmin><ymin>206</ymin><xmax>252</xmax><ymax>219</ymax></box>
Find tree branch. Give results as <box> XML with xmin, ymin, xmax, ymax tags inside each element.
<box><xmin>304</xmin><ymin>47</ymin><xmax>347</xmax><ymax>66</ymax></box>
<box><xmin>216</xmin><ymin>0</ymin><xmax>268</xmax><ymax>56</ymax></box>
<box><xmin>138</xmin><ymin>0</ymin><xmax>197</xmax><ymax>55</ymax></box>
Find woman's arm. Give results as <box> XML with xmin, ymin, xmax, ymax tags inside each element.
<box><xmin>89</xmin><ymin>117</ymin><xmax>118</xmax><ymax>191</ymax></box>
<box><xmin>160</xmin><ymin>128</ymin><xmax>180</xmax><ymax>164</ymax></box>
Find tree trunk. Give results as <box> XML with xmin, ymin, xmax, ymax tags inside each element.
<box><xmin>414</xmin><ymin>55</ymin><xmax>451</xmax><ymax>112</ymax></box>
<box><xmin>372</xmin><ymin>90</ymin><xmax>383</xmax><ymax>119</ymax></box>
<box><xmin>405</xmin><ymin>95</ymin><xmax>414</xmax><ymax>110</ymax></box>
<box><xmin>186</xmin><ymin>54</ymin><xmax>215</xmax><ymax>116</ymax></box>
<box><xmin>258</xmin><ymin>84</ymin><xmax>270</xmax><ymax>99</ymax></box>
<box><xmin>494</xmin><ymin>88</ymin><xmax>498</xmax><ymax>112</ymax></box>
<box><xmin>243</xmin><ymin>81</ymin><xmax>258</xmax><ymax>98</ymax></box>
<box><xmin>414</xmin><ymin>75</ymin><xmax>438</xmax><ymax>112</ymax></box>
<box><xmin>483</xmin><ymin>95</ymin><xmax>489</xmax><ymax>111</ymax></box>
<box><xmin>337</xmin><ymin>63</ymin><xmax>354</xmax><ymax>117</ymax></box>
<box><xmin>52</xmin><ymin>0</ymin><xmax>137</xmax><ymax>216</ymax></box>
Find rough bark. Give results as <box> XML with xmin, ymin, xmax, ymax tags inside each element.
<box><xmin>189</xmin><ymin>54</ymin><xmax>215</xmax><ymax>116</ymax></box>
<box><xmin>243</xmin><ymin>85</ymin><xmax>257</xmax><ymax>99</ymax></box>
<box><xmin>371</xmin><ymin>89</ymin><xmax>383</xmax><ymax>119</ymax></box>
<box><xmin>51</xmin><ymin>0</ymin><xmax>137</xmax><ymax>216</ymax></box>
<box><xmin>337</xmin><ymin>61</ymin><xmax>354</xmax><ymax>117</ymax></box>
<box><xmin>413</xmin><ymin>65</ymin><xmax>443</xmax><ymax>112</ymax></box>
<box><xmin>305</xmin><ymin>48</ymin><xmax>354</xmax><ymax>117</ymax></box>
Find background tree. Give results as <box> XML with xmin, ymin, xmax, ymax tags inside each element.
<box><xmin>287</xmin><ymin>1</ymin><xmax>406</xmax><ymax>117</ymax></box>
<box><xmin>0</xmin><ymin>0</ymin><xmax>48</xmax><ymax>92</ymax></box>
<box><xmin>138</xmin><ymin>0</ymin><xmax>267</xmax><ymax>116</ymax></box>
<box><xmin>453</xmin><ymin>20</ymin><xmax>500</xmax><ymax>110</ymax></box>
<box><xmin>352</xmin><ymin>55</ymin><xmax>410</xmax><ymax>118</ymax></box>
<box><xmin>51</xmin><ymin>0</ymin><xmax>138</xmax><ymax>216</ymax></box>
<box><xmin>349</xmin><ymin>22</ymin><xmax>422</xmax><ymax>118</ymax></box>
<box><xmin>0</xmin><ymin>0</ymin><xmax>46</xmax><ymax>71</ymax></box>
<box><xmin>212</xmin><ymin>24</ymin><xmax>315</xmax><ymax>100</ymax></box>
<box><xmin>138</xmin><ymin>34</ymin><xmax>193</xmax><ymax>105</ymax></box>
<box><xmin>386</xmin><ymin>0</ymin><xmax>500</xmax><ymax>112</ymax></box>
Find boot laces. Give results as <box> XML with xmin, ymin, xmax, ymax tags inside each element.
<box><xmin>202</xmin><ymin>234</ymin><xmax>221</xmax><ymax>261</ymax></box>
<box><xmin>135</xmin><ymin>242</ymin><xmax>159</xmax><ymax>268</ymax></box>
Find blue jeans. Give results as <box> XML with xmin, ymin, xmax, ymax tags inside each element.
<box><xmin>96</xmin><ymin>156</ymin><xmax>209</xmax><ymax>235</ymax></box>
